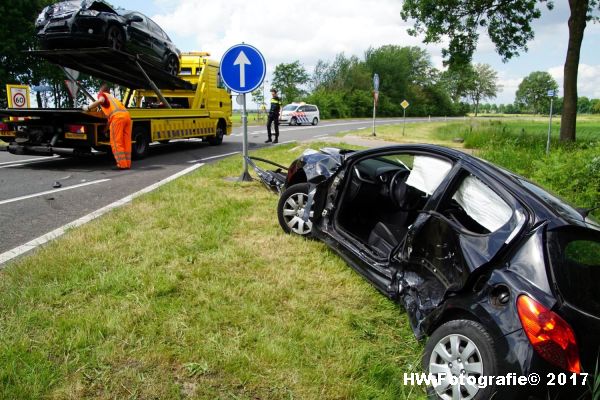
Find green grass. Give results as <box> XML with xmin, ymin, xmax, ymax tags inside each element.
<box><xmin>0</xmin><ymin>143</ymin><xmax>424</xmax><ymax>400</ymax></box>
<box><xmin>231</xmin><ymin>112</ymin><xmax>267</xmax><ymax>127</ymax></box>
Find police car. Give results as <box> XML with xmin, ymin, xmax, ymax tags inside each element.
<box><xmin>279</xmin><ymin>102</ymin><xmax>320</xmax><ymax>126</ymax></box>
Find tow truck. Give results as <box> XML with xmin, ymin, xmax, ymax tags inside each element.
<box><xmin>0</xmin><ymin>48</ymin><xmax>232</xmax><ymax>159</ymax></box>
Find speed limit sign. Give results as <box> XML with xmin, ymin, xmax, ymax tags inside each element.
<box><xmin>6</xmin><ymin>84</ymin><xmax>30</xmax><ymax>109</ymax></box>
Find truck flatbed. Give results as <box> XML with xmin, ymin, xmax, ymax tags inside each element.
<box><xmin>0</xmin><ymin>108</ymin><xmax>104</xmax><ymax>121</ymax></box>
<box><xmin>29</xmin><ymin>48</ymin><xmax>193</xmax><ymax>90</ymax></box>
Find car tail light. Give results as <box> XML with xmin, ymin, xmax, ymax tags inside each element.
<box><xmin>517</xmin><ymin>295</ymin><xmax>581</xmax><ymax>373</ymax></box>
<box><xmin>66</xmin><ymin>124</ymin><xmax>85</xmax><ymax>133</ymax></box>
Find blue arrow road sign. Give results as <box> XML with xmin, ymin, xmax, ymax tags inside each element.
<box><xmin>220</xmin><ymin>44</ymin><xmax>266</xmax><ymax>93</ymax></box>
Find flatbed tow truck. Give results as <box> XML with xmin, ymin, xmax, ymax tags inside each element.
<box><xmin>0</xmin><ymin>47</ymin><xmax>232</xmax><ymax>158</ymax></box>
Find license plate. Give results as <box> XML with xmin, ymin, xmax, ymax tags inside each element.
<box><xmin>65</xmin><ymin>132</ymin><xmax>86</xmax><ymax>140</ymax></box>
<box><xmin>0</xmin><ymin>131</ymin><xmax>16</xmax><ymax>137</ymax></box>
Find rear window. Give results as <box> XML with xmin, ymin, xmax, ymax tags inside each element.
<box><xmin>548</xmin><ymin>227</ymin><xmax>600</xmax><ymax>315</ymax></box>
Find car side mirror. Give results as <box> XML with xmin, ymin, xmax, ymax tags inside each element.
<box><xmin>127</xmin><ymin>15</ymin><xmax>143</xmax><ymax>24</ymax></box>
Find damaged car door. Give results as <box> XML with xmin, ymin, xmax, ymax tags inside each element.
<box><xmin>397</xmin><ymin>165</ymin><xmax>528</xmax><ymax>334</ymax></box>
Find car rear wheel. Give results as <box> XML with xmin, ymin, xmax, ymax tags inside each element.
<box><xmin>165</xmin><ymin>54</ymin><xmax>179</xmax><ymax>76</ymax></box>
<box><xmin>278</xmin><ymin>183</ymin><xmax>314</xmax><ymax>237</ymax></box>
<box><xmin>423</xmin><ymin>320</ymin><xmax>498</xmax><ymax>400</ymax></box>
<box><xmin>106</xmin><ymin>25</ymin><xmax>124</xmax><ymax>51</ymax></box>
<box><xmin>312</xmin><ymin>117</ymin><xmax>319</xmax><ymax>126</ymax></box>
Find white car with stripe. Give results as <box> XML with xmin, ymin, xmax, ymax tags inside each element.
<box><xmin>279</xmin><ymin>103</ymin><xmax>320</xmax><ymax>126</ymax></box>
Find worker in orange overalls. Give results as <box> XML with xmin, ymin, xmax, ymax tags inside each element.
<box><xmin>83</xmin><ymin>82</ymin><xmax>132</xmax><ymax>169</ymax></box>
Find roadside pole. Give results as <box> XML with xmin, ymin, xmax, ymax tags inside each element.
<box><xmin>372</xmin><ymin>73</ymin><xmax>379</xmax><ymax>136</ymax></box>
<box><xmin>241</xmin><ymin>94</ymin><xmax>251</xmax><ymax>180</ymax></box>
<box><xmin>546</xmin><ymin>89</ymin><xmax>556</xmax><ymax>156</ymax></box>
<box><xmin>401</xmin><ymin>100</ymin><xmax>409</xmax><ymax>136</ymax></box>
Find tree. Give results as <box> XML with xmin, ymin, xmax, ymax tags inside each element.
<box><xmin>271</xmin><ymin>61</ymin><xmax>309</xmax><ymax>104</ymax></box>
<box><xmin>465</xmin><ymin>64</ymin><xmax>500</xmax><ymax>116</ymax></box>
<box><xmin>515</xmin><ymin>71</ymin><xmax>559</xmax><ymax>114</ymax></box>
<box><xmin>401</xmin><ymin>0</ymin><xmax>600</xmax><ymax>141</ymax></box>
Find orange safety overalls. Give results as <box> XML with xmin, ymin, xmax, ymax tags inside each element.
<box><xmin>98</xmin><ymin>92</ymin><xmax>132</xmax><ymax>169</ymax></box>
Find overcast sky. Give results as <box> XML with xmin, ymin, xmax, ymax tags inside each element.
<box><xmin>114</xmin><ymin>0</ymin><xmax>600</xmax><ymax>105</ymax></box>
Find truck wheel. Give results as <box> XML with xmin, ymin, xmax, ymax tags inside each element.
<box><xmin>208</xmin><ymin>124</ymin><xmax>224</xmax><ymax>146</ymax></box>
<box><xmin>132</xmin><ymin>126</ymin><xmax>150</xmax><ymax>159</ymax></box>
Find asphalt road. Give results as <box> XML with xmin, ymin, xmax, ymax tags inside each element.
<box><xmin>0</xmin><ymin>117</ymin><xmax>432</xmax><ymax>260</ymax></box>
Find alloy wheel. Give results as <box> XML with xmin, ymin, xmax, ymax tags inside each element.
<box><xmin>281</xmin><ymin>192</ymin><xmax>313</xmax><ymax>235</ymax></box>
<box><xmin>428</xmin><ymin>333</ymin><xmax>484</xmax><ymax>400</ymax></box>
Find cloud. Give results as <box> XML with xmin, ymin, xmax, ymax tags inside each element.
<box><xmin>549</xmin><ymin>64</ymin><xmax>600</xmax><ymax>99</ymax></box>
<box><xmin>150</xmin><ymin>0</ymin><xmax>444</xmax><ymax>69</ymax></box>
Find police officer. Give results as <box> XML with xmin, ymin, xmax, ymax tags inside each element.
<box><xmin>266</xmin><ymin>88</ymin><xmax>281</xmax><ymax>143</ymax></box>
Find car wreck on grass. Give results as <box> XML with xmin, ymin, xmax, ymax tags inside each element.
<box><xmin>247</xmin><ymin>145</ymin><xmax>600</xmax><ymax>400</ymax></box>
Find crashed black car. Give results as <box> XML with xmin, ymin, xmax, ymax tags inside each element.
<box><xmin>35</xmin><ymin>0</ymin><xmax>181</xmax><ymax>75</ymax></box>
<box><xmin>248</xmin><ymin>145</ymin><xmax>600</xmax><ymax>399</ymax></box>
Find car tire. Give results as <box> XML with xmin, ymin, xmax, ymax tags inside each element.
<box><xmin>277</xmin><ymin>183</ymin><xmax>314</xmax><ymax>237</ymax></box>
<box><xmin>165</xmin><ymin>54</ymin><xmax>179</xmax><ymax>76</ymax></box>
<box><xmin>312</xmin><ymin>117</ymin><xmax>319</xmax><ymax>126</ymax></box>
<box><xmin>423</xmin><ymin>319</ymin><xmax>499</xmax><ymax>400</ymax></box>
<box><xmin>208</xmin><ymin>123</ymin><xmax>224</xmax><ymax>146</ymax></box>
<box><xmin>290</xmin><ymin>117</ymin><xmax>297</xmax><ymax>126</ymax></box>
<box><xmin>132</xmin><ymin>125</ymin><xmax>150</xmax><ymax>160</ymax></box>
<box><xmin>106</xmin><ymin>25</ymin><xmax>124</xmax><ymax>51</ymax></box>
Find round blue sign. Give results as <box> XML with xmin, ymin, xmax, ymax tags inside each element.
<box><xmin>220</xmin><ymin>44</ymin><xmax>266</xmax><ymax>94</ymax></box>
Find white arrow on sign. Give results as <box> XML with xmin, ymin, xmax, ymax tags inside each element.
<box><xmin>233</xmin><ymin>50</ymin><xmax>251</xmax><ymax>88</ymax></box>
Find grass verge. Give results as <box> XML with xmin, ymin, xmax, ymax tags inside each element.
<box><xmin>0</xmin><ymin>142</ymin><xmax>424</xmax><ymax>399</ymax></box>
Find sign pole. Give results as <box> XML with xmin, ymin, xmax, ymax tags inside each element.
<box><xmin>372</xmin><ymin>96</ymin><xmax>376</xmax><ymax>136</ymax></box>
<box><xmin>546</xmin><ymin>96</ymin><xmax>554</xmax><ymax>156</ymax></box>
<box><xmin>241</xmin><ymin>92</ymin><xmax>251</xmax><ymax>181</ymax></box>
<box><xmin>546</xmin><ymin>89</ymin><xmax>556</xmax><ymax>156</ymax></box>
<box><xmin>372</xmin><ymin>73</ymin><xmax>379</xmax><ymax>136</ymax></box>
<box><xmin>402</xmin><ymin>108</ymin><xmax>406</xmax><ymax>136</ymax></box>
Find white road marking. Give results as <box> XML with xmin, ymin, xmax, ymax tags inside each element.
<box><xmin>0</xmin><ymin>155</ymin><xmax>59</xmax><ymax>166</ymax></box>
<box><xmin>0</xmin><ymin>179</ymin><xmax>111</xmax><ymax>206</ymax></box>
<box><xmin>187</xmin><ymin>151</ymin><xmax>240</xmax><ymax>163</ymax></box>
<box><xmin>0</xmin><ymin>163</ymin><xmax>204</xmax><ymax>267</ymax></box>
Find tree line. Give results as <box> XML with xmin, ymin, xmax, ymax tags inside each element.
<box><xmin>267</xmin><ymin>46</ymin><xmax>504</xmax><ymax>120</ymax></box>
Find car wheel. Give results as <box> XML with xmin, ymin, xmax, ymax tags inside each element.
<box><xmin>312</xmin><ymin>117</ymin><xmax>319</xmax><ymax>126</ymax></box>
<box><xmin>290</xmin><ymin>117</ymin><xmax>297</xmax><ymax>126</ymax></box>
<box><xmin>132</xmin><ymin>125</ymin><xmax>150</xmax><ymax>160</ymax></box>
<box><xmin>277</xmin><ymin>183</ymin><xmax>314</xmax><ymax>237</ymax></box>
<box><xmin>423</xmin><ymin>319</ymin><xmax>498</xmax><ymax>400</ymax></box>
<box><xmin>165</xmin><ymin>54</ymin><xmax>179</xmax><ymax>76</ymax></box>
<box><xmin>106</xmin><ymin>25</ymin><xmax>124</xmax><ymax>51</ymax></box>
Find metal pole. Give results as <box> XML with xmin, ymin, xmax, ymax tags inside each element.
<box><xmin>372</xmin><ymin>96</ymin><xmax>376</xmax><ymax>136</ymax></box>
<box><xmin>546</xmin><ymin>97</ymin><xmax>554</xmax><ymax>155</ymax></box>
<box><xmin>240</xmin><ymin>92</ymin><xmax>252</xmax><ymax>181</ymax></box>
<box><xmin>402</xmin><ymin>108</ymin><xmax>406</xmax><ymax>136</ymax></box>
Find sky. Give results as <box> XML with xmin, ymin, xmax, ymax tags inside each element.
<box><xmin>112</xmin><ymin>0</ymin><xmax>600</xmax><ymax>105</ymax></box>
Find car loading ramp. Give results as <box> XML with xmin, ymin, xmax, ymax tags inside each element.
<box><xmin>29</xmin><ymin>48</ymin><xmax>193</xmax><ymax>91</ymax></box>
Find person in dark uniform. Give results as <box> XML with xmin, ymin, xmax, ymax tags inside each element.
<box><xmin>266</xmin><ymin>88</ymin><xmax>281</xmax><ymax>143</ymax></box>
